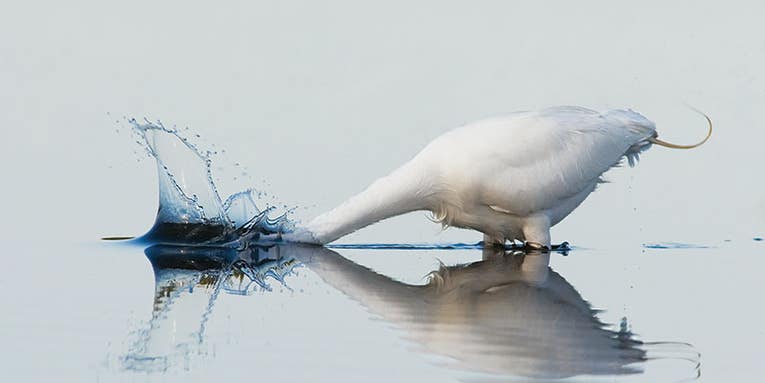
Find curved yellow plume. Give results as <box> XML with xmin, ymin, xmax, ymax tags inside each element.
<box><xmin>649</xmin><ymin>111</ymin><xmax>712</xmax><ymax>149</ymax></box>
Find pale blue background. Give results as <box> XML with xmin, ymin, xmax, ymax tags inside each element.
<box><xmin>1</xmin><ymin>0</ymin><xmax>762</xmax><ymax>245</ymax></box>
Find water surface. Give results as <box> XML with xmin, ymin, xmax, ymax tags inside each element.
<box><xmin>3</xmin><ymin>117</ymin><xmax>759</xmax><ymax>383</ymax></box>
<box><xmin>108</xmin><ymin>118</ymin><xmax>699</xmax><ymax>381</ymax></box>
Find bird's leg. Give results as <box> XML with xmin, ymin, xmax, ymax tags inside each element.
<box><xmin>482</xmin><ymin>234</ymin><xmax>506</xmax><ymax>260</ymax></box>
<box><xmin>482</xmin><ymin>245</ymin><xmax>505</xmax><ymax>260</ymax></box>
<box><xmin>518</xmin><ymin>251</ymin><xmax>551</xmax><ymax>285</ymax></box>
<box><xmin>522</xmin><ymin>215</ymin><xmax>551</xmax><ymax>251</ymax></box>
<box><xmin>482</xmin><ymin>234</ymin><xmax>505</xmax><ymax>247</ymax></box>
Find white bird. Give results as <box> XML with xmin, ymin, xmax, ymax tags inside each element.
<box><xmin>285</xmin><ymin>106</ymin><xmax>712</xmax><ymax>248</ymax></box>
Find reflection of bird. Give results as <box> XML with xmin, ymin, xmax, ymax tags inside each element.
<box><xmin>283</xmin><ymin>245</ymin><xmax>694</xmax><ymax>379</ymax></box>
<box><xmin>124</xmin><ymin>243</ymin><xmax>698</xmax><ymax>379</ymax></box>
<box><xmin>287</xmin><ymin>107</ymin><xmax>711</xmax><ymax>247</ymax></box>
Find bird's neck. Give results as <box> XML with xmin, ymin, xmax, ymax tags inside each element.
<box><xmin>300</xmin><ymin>163</ymin><xmax>433</xmax><ymax>244</ymax></box>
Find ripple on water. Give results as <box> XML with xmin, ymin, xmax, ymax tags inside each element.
<box><xmin>642</xmin><ymin>242</ymin><xmax>710</xmax><ymax>249</ymax></box>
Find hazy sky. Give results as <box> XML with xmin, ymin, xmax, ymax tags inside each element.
<box><xmin>1</xmin><ymin>0</ymin><xmax>762</xmax><ymax>245</ymax></box>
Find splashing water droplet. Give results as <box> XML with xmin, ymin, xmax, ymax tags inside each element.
<box><xmin>128</xmin><ymin>119</ymin><xmax>295</xmax><ymax>244</ymax></box>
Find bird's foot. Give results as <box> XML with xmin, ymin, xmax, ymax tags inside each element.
<box><xmin>519</xmin><ymin>242</ymin><xmax>571</xmax><ymax>254</ymax></box>
<box><xmin>523</xmin><ymin>241</ymin><xmax>550</xmax><ymax>253</ymax></box>
<box><xmin>551</xmin><ymin>241</ymin><xmax>570</xmax><ymax>251</ymax></box>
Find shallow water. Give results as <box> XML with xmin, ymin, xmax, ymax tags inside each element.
<box><xmin>0</xmin><ymin>117</ymin><xmax>759</xmax><ymax>380</ymax></box>
<box><xmin>5</xmin><ymin>1</ymin><xmax>765</xmax><ymax>380</ymax></box>
<box><xmin>6</xmin><ymin>238</ymin><xmax>765</xmax><ymax>382</ymax></box>
<box><xmin>1</xmin><ymin>119</ymin><xmax>760</xmax><ymax>382</ymax></box>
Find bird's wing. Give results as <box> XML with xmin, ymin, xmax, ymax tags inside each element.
<box><xmin>427</xmin><ymin>107</ymin><xmax>655</xmax><ymax>216</ymax></box>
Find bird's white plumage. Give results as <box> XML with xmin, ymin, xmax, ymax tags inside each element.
<box><xmin>288</xmin><ymin>106</ymin><xmax>658</xmax><ymax>247</ymax></box>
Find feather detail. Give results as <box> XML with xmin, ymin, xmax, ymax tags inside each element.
<box><xmin>489</xmin><ymin>205</ymin><xmax>512</xmax><ymax>214</ymax></box>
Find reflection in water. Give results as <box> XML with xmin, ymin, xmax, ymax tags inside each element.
<box><xmin>122</xmin><ymin>244</ymin><xmax>300</xmax><ymax>372</ymax></box>
<box><xmin>285</xmin><ymin>246</ymin><xmax>699</xmax><ymax>380</ymax></box>
<box><xmin>122</xmin><ymin>244</ymin><xmax>699</xmax><ymax>380</ymax></box>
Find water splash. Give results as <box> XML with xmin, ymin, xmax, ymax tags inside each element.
<box><xmin>642</xmin><ymin>242</ymin><xmax>710</xmax><ymax>249</ymax></box>
<box><xmin>128</xmin><ymin>119</ymin><xmax>294</xmax><ymax>244</ymax></box>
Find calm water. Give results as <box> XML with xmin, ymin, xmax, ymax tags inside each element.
<box><xmin>6</xmin><ymin>238</ymin><xmax>765</xmax><ymax>382</ymax></box>
<box><xmin>2</xmin><ymin>115</ymin><xmax>761</xmax><ymax>382</ymax></box>
<box><xmin>4</xmin><ymin>2</ymin><xmax>765</xmax><ymax>381</ymax></box>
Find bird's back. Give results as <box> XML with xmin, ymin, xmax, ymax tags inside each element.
<box><xmin>413</xmin><ymin>106</ymin><xmax>656</xmax><ymax>219</ymax></box>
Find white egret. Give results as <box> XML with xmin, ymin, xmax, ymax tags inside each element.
<box><xmin>285</xmin><ymin>106</ymin><xmax>712</xmax><ymax>248</ymax></box>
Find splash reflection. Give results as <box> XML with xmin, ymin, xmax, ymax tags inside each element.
<box><xmin>122</xmin><ymin>244</ymin><xmax>299</xmax><ymax>372</ymax></box>
<box><xmin>122</xmin><ymin>244</ymin><xmax>699</xmax><ymax>380</ymax></box>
